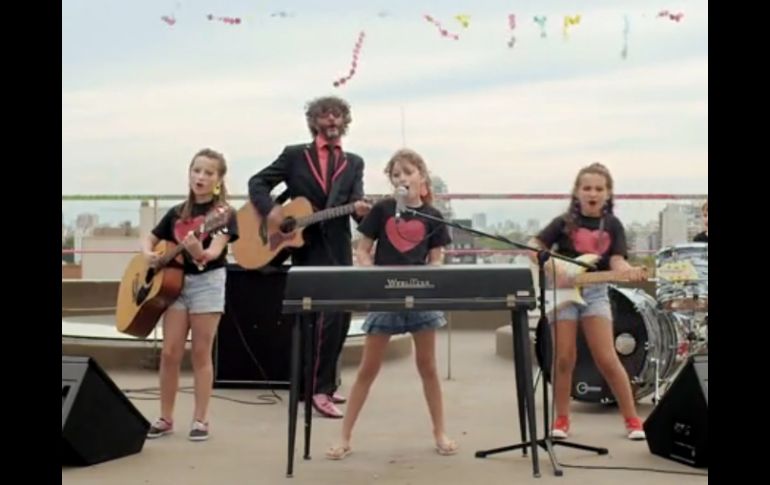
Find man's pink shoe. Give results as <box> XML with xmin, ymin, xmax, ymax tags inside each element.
<box><xmin>312</xmin><ymin>394</ymin><xmax>344</xmax><ymax>418</ymax></box>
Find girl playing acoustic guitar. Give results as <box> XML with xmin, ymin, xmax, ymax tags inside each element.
<box><xmin>141</xmin><ymin>148</ymin><xmax>238</xmax><ymax>441</ymax></box>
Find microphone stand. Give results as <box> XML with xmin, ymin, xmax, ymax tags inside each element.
<box><xmin>400</xmin><ymin>206</ymin><xmax>608</xmax><ymax>477</ymax></box>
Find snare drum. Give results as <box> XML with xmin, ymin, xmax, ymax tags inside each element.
<box><xmin>655</xmin><ymin>243</ymin><xmax>708</xmax><ymax>311</ymax></box>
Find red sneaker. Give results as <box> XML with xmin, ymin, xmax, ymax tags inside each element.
<box><xmin>625</xmin><ymin>417</ymin><xmax>646</xmax><ymax>441</ymax></box>
<box><xmin>552</xmin><ymin>415</ymin><xmax>570</xmax><ymax>439</ymax></box>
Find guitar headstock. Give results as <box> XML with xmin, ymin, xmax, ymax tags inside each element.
<box><xmin>199</xmin><ymin>206</ymin><xmax>233</xmax><ymax>235</ymax></box>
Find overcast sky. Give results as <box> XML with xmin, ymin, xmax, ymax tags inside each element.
<box><xmin>62</xmin><ymin>0</ymin><xmax>707</xmax><ymax>225</ymax></box>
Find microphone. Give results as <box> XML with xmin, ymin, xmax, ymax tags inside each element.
<box><xmin>394</xmin><ymin>185</ymin><xmax>409</xmax><ymax>220</ymax></box>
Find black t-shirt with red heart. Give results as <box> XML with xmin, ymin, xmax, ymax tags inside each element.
<box><xmin>151</xmin><ymin>200</ymin><xmax>239</xmax><ymax>274</ymax></box>
<box><xmin>357</xmin><ymin>198</ymin><xmax>451</xmax><ymax>265</ymax></box>
<box><xmin>536</xmin><ymin>213</ymin><xmax>628</xmax><ymax>271</ymax></box>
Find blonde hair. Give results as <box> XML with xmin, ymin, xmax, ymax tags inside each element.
<box><xmin>179</xmin><ymin>148</ymin><xmax>229</xmax><ymax>220</ymax></box>
<box><xmin>383</xmin><ymin>148</ymin><xmax>434</xmax><ymax>204</ymax></box>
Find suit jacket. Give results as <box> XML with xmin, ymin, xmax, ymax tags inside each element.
<box><xmin>248</xmin><ymin>142</ymin><xmax>365</xmax><ymax>266</ymax></box>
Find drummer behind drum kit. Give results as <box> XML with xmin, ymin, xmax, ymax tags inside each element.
<box><xmin>540</xmin><ymin>242</ymin><xmax>708</xmax><ymax>406</ymax></box>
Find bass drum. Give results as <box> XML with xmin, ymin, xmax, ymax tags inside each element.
<box><xmin>542</xmin><ymin>286</ymin><xmax>688</xmax><ymax>404</ymax></box>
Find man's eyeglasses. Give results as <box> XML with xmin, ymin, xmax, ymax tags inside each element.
<box><xmin>319</xmin><ymin>108</ymin><xmax>344</xmax><ymax>118</ymax></box>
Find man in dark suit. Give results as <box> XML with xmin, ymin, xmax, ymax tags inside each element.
<box><xmin>248</xmin><ymin>96</ymin><xmax>370</xmax><ymax>418</ymax></box>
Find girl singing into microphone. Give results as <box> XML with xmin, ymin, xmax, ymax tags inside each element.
<box><xmin>326</xmin><ymin>148</ymin><xmax>458</xmax><ymax>460</ymax></box>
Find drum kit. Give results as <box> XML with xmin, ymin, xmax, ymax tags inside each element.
<box><xmin>543</xmin><ymin>242</ymin><xmax>708</xmax><ymax>406</ymax></box>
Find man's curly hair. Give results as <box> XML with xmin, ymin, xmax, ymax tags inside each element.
<box><xmin>304</xmin><ymin>96</ymin><xmax>353</xmax><ymax>137</ymax></box>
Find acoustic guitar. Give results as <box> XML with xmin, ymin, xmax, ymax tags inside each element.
<box><xmin>115</xmin><ymin>207</ymin><xmax>231</xmax><ymax>338</ymax></box>
<box><xmin>231</xmin><ymin>197</ymin><xmax>360</xmax><ymax>269</ymax></box>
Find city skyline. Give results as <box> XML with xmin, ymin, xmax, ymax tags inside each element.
<box><xmin>62</xmin><ymin>198</ymin><xmax>704</xmax><ymax>237</ymax></box>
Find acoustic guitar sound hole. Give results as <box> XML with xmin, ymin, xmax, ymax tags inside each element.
<box><xmin>280</xmin><ymin>218</ymin><xmax>297</xmax><ymax>233</ymax></box>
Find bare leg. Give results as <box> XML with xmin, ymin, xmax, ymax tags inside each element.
<box><xmin>581</xmin><ymin>316</ymin><xmax>639</xmax><ymax>420</ymax></box>
<box><xmin>189</xmin><ymin>312</ymin><xmax>222</xmax><ymax>423</ymax></box>
<box><xmin>327</xmin><ymin>334</ymin><xmax>391</xmax><ymax>458</ymax></box>
<box><xmin>412</xmin><ymin>329</ymin><xmax>457</xmax><ymax>454</ymax></box>
<box><xmin>159</xmin><ymin>309</ymin><xmax>190</xmax><ymax>422</ymax></box>
<box><xmin>552</xmin><ymin>320</ymin><xmax>578</xmax><ymax>419</ymax></box>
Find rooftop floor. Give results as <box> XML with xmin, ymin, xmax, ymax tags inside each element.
<box><xmin>62</xmin><ymin>330</ymin><xmax>707</xmax><ymax>485</ymax></box>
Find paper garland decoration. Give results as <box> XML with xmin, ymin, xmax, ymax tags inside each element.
<box><xmin>333</xmin><ymin>31</ymin><xmax>366</xmax><ymax>88</ymax></box>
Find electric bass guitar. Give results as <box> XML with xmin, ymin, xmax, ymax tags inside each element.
<box><xmin>532</xmin><ymin>254</ymin><xmax>644</xmax><ymax>313</ymax></box>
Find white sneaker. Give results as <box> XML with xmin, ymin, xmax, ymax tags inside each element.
<box><xmin>188</xmin><ymin>420</ymin><xmax>209</xmax><ymax>441</ymax></box>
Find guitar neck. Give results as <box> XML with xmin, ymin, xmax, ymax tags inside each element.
<box><xmin>574</xmin><ymin>271</ymin><xmax>629</xmax><ymax>285</ymax></box>
<box><xmin>297</xmin><ymin>203</ymin><xmax>357</xmax><ymax>227</ymax></box>
<box><xmin>149</xmin><ymin>207</ymin><xmax>230</xmax><ymax>270</ymax></box>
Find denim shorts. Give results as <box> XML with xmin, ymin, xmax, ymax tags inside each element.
<box><xmin>169</xmin><ymin>267</ymin><xmax>226</xmax><ymax>314</ymax></box>
<box><xmin>361</xmin><ymin>310</ymin><xmax>446</xmax><ymax>335</ymax></box>
<box><xmin>553</xmin><ymin>284</ymin><xmax>613</xmax><ymax>322</ymax></box>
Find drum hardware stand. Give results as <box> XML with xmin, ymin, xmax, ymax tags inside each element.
<box><xmin>651</xmin><ymin>357</ymin><xmax>662</xmax><ymax>404</ymax></box>
<box><xmin>692</xmin><ymin>311</ymin><xmax>708</xmax><ymax>353</ymax></box>
<box><xmin>678</xmin><ymin>309</ymin><xmax>709</xmax><ymax>355</ymax></box>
